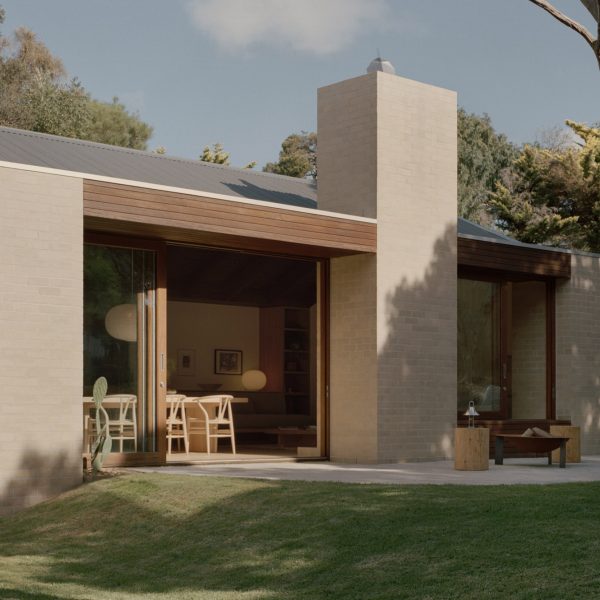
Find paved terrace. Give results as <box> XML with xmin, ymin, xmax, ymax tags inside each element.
<box><xmin>132</xmin><ymin>456</ymin><xmax>600</xmax><ymax>485</ymax></box>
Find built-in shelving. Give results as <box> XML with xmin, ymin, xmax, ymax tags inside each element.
<box><xmin>259</xmin><ymin>306</ymin><xmax>312</xmax><ymax>415</ymax></box>
<box><xmin>283</xmin><ymin>308</ymin><xmax>310</xmax><ymax>414</ymax></box>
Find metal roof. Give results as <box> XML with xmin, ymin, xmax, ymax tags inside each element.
<box><xmin>0</xmin><ymin>126</ymin><xmax>317</xmax><ymax>208</ymax></box>
<box><xmin>457</xmin><ymin>217</ymin><xmax>570</xmax><ymax>254</ymax></box>
<box><xmin>457</xmin><ymin>217</ymin><xmax>524</xmax><ymax>246</ymax></box>
<box><xmin>0</xmin><ymin>127</ymin><xmax>562</xmax><ymax>253</ymax></box>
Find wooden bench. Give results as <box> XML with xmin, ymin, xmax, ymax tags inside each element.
<box><xmin>494</xmin><ymin>434</ymin><xmax>570</xmax><ymax>468</ymax></box>
<box><xmin>236</xmin><ymin>427</ymin><xmax>316</xmax><ymax>448</ymax></box>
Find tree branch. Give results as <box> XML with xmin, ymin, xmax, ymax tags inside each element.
<box><xmin>528</xmin><ymin>0</ymin><xmax>600</xmax><ymax>68</ymax></box>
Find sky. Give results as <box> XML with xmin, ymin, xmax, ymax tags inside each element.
<box><xmin>1</xmin><ymin>0</ymin><xmax>599</xmax><ymax>169</ymax></box>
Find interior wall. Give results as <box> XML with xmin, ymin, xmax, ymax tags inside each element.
<box><xmin>511</xmin><ymin>282</ymin><xmax>547</xmax><ymax>419</ymax></box>
<box><xmin>167</xmin><ymin>301</ymin><xmax>259</xmax><ymax>392</ymax></box>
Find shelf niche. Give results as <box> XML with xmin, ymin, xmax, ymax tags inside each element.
<box><xmin>259</xmin><ymin>307</ymin><xmax>311</xmax><ymax>415</ymax></box>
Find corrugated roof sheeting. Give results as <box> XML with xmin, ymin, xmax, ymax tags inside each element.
<box><xmin>0</xmin><ymin>127</ymin><xmax>564</xmax><ymax>256</ymax></box>
<box><xmin>0</xmin><ymin>127</ymin><xmax>317</xmax><ymax>208</ymax></box>
<box><xmin>457</xmin><ymin>217</ymin><xmax>522</xmax><ymax>245</ymax></box>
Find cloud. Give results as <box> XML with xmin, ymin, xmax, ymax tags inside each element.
<box><xmin>186</xmin><ymin>0</ymin><xmax>394</xmax><ymax>55</ymax></box>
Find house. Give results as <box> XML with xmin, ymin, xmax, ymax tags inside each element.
<box><xmin>2</xmin><ymin>66</ymin><xmax>600</xmax><ymax>514</ymax></box>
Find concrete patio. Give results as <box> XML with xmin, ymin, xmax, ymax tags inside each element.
<box><xmin>131</xmin><ymin>455</ymin><xmax>600</xmax><ymax>486</ymax></box>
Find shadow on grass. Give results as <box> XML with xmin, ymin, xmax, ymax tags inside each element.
<box><xmin>2</xmin><ymin>474</ymin><xmax>600</xmax><ymax>599</ymax></box>
<box><xmin>0</xmin><ymin>589</ymin><xmax>65</xmax><ymax>600</ymax></box>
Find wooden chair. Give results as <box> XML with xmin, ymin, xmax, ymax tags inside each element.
<box><xmin>187</xmin><ymin>395</ymin><xmax>236</xmax><ymax>455</ymax></box>
<box><xmin>106</xmin><ymin>394</ymin><xmax>137</xmax><ymax>452</ymax></box>
<box><xmin>166</xmin><ymin>394</ymin><xmax>189</xmax><ymax>455</ymax></box>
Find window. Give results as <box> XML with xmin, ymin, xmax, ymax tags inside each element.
<box><xmin>457</xmin><ymin>276</ymin><xmax>554</xmax><ymax>420</ymax></box>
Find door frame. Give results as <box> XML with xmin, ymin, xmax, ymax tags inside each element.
<box><xmin>85</xmin><ymin>233</ymin><xmax>331</xmax><ymax>465</ymax></box>
<box><xmin>164</xmin><ymin>241</ymin><xmax>330</xmax><ymax>460</ymax></box>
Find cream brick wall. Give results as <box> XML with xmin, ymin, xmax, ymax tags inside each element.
<box><xmin>512</xmin><ymin>281</ymin><xmax>547</xmax><ymax>419</ymax></box>
<box><xmin>0</xmin><ymin>166</ymin><xmax>83</xmax><ymax>514</ymax></box>
<box><xmin>329</xmin><ymin>254</ymin><xmax>378</xmax><ymax>462</ymax></box>
<box><xmin>319</xmin><ymin>71</ymin><xmax>457</xmax><ymax>462</ymax></box>
<box><xmin>556</xmin><ymin>252</ymin><xmax>600</xmax><ymax>454</ymax></box>
<box><xmin>318</xmin><ymin>75</ymin><xmax>378</xmax><ymax>218</ymax></box>
<box><xmin>375</xmin><ymin>74</ymin><xmax>457</xmax><ymax>461</ymax></box>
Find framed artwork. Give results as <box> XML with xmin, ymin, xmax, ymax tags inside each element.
<box><xmin>214</xmin><ymin>349</ymin><xmax>242</xmax><ymax>375</ymax></box>
<box><xmin>177</xmin><ymin>349</ymin><xmax>195</xmax><ymax>375</ymax></box>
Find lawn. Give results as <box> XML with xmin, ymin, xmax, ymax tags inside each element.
<box><xmin>1</xmin><ymin>474</ymin><xmax>600</xmax><ymax>599</ymax></box>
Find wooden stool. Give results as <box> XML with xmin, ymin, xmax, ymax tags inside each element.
<box><xmin>550</xmin><ymin>425</ymin><xmax>581</xmax><ymax>463</ymax></box>
<box><xmin>455</xmin><ymin>427</ymin><xmax>489</xmax><ymax>471</ymax></box>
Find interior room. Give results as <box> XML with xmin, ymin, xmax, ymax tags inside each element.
<box><xmin>165</xmin><ymin>244</ymin><xmax>320</xmax><ymax>461</ymax></box>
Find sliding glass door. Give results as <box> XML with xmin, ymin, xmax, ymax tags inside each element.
<box><xmin>457</xmin><ymin>279</ymin><xmax>502</xmax><ymax>415</ymax></box>
<box><xmin>83</xmin><ymin>236</ymin><xmax>166</xmax><ymax>465</ymax></box>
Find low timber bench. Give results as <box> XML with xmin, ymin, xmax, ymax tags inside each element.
<box><xmin>494</xmin><ymin>434</ymin><xmax>570</xmax><ymax>468</ymax></box>
<box><xmin>236</xmin><ymin>427</ymin><xmax>316</xmax><ymax>448</ymax></box>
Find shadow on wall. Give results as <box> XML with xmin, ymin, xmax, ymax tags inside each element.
<box><xmin>558</xmin><ymin>253</ymin><xmax>600</xmax><ymax>453</ymax></box>
<box><xmin>0</xmin><ymin>449</ymin><xmax>81</xmax><ymax>517</ymax></box>
<box><xmin>376</xmin><ymin>224</ymin><xmax>457</xmax><ymax>460</ymax></box>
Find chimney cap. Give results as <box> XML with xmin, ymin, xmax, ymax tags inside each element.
<box><xmin>366</xmin><ymin>57</ymin><xmax>395</xmax><ymax>75</ymax></box>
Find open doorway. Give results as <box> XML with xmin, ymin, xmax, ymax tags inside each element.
<box><xmin>166</xmin><ymin>245</ymin><xmax>323</xmax><ymax>462</ymax></box>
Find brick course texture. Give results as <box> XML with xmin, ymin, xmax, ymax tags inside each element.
<box><xmin>0</xmin><ymin>166</ymin><xmax>83</xmax><ymax>514</ymax></box>
<box><xmin>556</xmin><ymin>252</ymin><xmax>600</xmax><ymax>454</ymax></box>
<box><xmin>319</xmin><ymin>71</ymin><xmax>457</xmax><ymax>462</ymax></box>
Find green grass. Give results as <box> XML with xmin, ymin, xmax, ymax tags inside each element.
<box><xmin>2</xmin><ymin>475</ymin><xmax>600</xmax><ymax>599</ymax></box>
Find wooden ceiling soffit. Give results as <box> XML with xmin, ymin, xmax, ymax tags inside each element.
<box><xmin>83</xmin><ymin>180</ymin><xmax>376</xmax><ymax>258</ymax></box>
<box><xmin>458</xmin><ymin>237</ymin><xmax>571</xmax><ymax>279</ymax></box>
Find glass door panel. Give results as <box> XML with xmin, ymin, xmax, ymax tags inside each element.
<box><xmin>511</xmin><ymin>281</ymin><xmax>547</xmax><ymax>419</ymax></box>
<box><xmin>83</xmin><ymin>244</ymin><xmax>157</xmax><ymax>453</ymax></box>
<box><xmin>457</xmin><ymin>279</ymin><xmax>502</xmax><ymax>414</ymax></box>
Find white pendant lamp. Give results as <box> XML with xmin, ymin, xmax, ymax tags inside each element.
<box><xmin>105</xmin><ymin>304</ymin><xmax>137</xmax><ymax>342</ymax></box>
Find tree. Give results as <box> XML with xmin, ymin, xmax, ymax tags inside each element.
<box><xmin>200</xmin><ymin>143</ymin><xmax>230</xmax><ymax>165</ymax></box>
<box><xmin>264</xmin><ymin>131</ymin><xmax>317</xmax><ymax>179</ymax></box>
<box><xmin>488</xmin><ymin>120</ymin><xmax>600</xmax><ymax>250</ymax></box>
<box><xmin>0</xmin><ymin>27</ymin><xmax>84</xmax><ymax>134</ymax></box>
<box><xmin>0</xmin><ymin>15</ymin><xmax>152</xmax><ymax>149</ymax></box>
<box><xmin>200</xmin><ymin>143</ymin><xmax>256</xmax><ymax>168</ymax></box>
<box><xmin>85</xmin><ymin>98</ymin><xmax>152</xmax><ymax>150</ymax></box>
<box><xmin>528</xmin><ymin>0</ymin><xmax>600</xmax><ymax>69</ymax></box>
<box><xmin>457</xmin><ymin>109</ymin><xmax>517</xmax><ymax>221</ymax></box>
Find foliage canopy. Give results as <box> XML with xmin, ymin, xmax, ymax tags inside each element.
<box><xmin>0</xmin><ymin>20</ymin><xmax>152</xmax><ymax>149</ymax></box>
<box><xmin>264</xmin><ymin>131</ymin><xmax>317</xmax><ymax>179</ymax></box>
<box><xmin>489</xmin><ymin>121</ymin><xmax>600</xmax><ymax>251</ymax></box>
<box><xmin>457</xmin><ymin>109</ymin><xmax>517</xmax><ymax>221</ymax></box>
